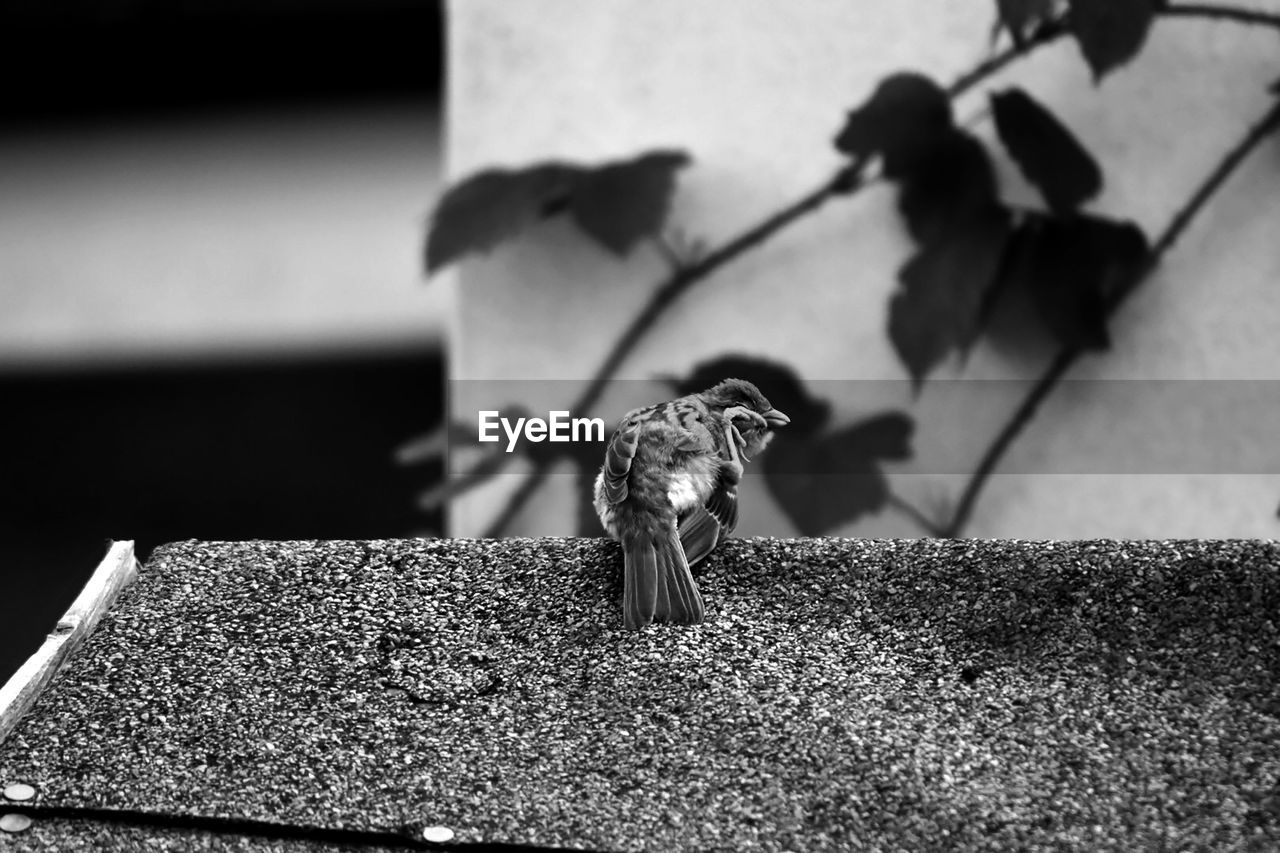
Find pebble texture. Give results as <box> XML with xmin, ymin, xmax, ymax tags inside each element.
<box><xmin>1</xmin><ymin>537</ymin><xmax>1278</xmax><ymax>851</ymax></box>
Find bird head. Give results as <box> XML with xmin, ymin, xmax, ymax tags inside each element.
<box><xmin>701</xmin><ymin>378</ymin><xmax>790</xmax><ymax>458</ymax></box>
<box><xmin>701</xmin><ymin>378</ymin><xmax>790</xmax><ymax>425</ymax></box>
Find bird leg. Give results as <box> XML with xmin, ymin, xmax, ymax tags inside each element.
<box><xmin>720</xmin><ymin>422</ymin><xmax>747</xmax><ymax>487</ymax></box>
<box><xmin>721</xmin><ymin>405</ymin><xmax>770</xmax><ymax>472</ymax></box>
<box><xmin>722</xmin><ymin>405</ymin><xmax>768</xmax><ymax>433</ymax></box>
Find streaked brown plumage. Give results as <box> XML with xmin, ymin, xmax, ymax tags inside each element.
<box><xmin>593</xmin><ymin>378</ymin><xmax>789</xmax><ymax>629</ymax></box>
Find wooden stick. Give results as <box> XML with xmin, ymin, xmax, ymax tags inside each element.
<box><xmin>0</xmin><ymin>540</ymin><xmax>139</xmax><ymax>745</ymax></box>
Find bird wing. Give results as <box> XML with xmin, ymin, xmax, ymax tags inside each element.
<box><xmin>704</xmin><ymin>478</ymin><xmax>740</xmax><ymax>537</ymax></box>
<box><xmin>598</xmin><ymin>417</ymin><xmax>641</xmax><ymax>505</ymax></box>
<box><xmin>677</xmin><ymin>505</ymin><xmax>722</xmax><ymax>566</ymax></box>
<box><xmin>680</xmin><ymin>465</ymin><xmax>738</xmax><ymax>557</ymax></box>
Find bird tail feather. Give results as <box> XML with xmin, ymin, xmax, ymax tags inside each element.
<box><xmin>623</xmin><ymin>525</ymin><xmax>704</xmax><ymax>629</ymax></box>
<box><xmin>623</xmin><ymin>537</ymin><xmax>658</xmax><ymax>630</ymax></box>
<box><xmin>656</xmin><ymin>524</ymin><xmax>705</xmax><ymax>624</ymax></box>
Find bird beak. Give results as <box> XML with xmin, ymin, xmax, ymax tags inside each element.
<box><xmin>764</xmin><ymin>408</ymin><xmax>790</xmax><ymax>427</ymax></box>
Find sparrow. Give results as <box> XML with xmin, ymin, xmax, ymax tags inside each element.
<box><xmin>593</xmin><ymin>378</ymin><xmax>789</xmax><ymax>629</ymax></box>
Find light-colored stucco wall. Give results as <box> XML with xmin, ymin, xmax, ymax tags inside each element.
<box><xmin>444</xmin><ymin>0</ymin><xmax>1280</xmax><ymax>539</ymax></box>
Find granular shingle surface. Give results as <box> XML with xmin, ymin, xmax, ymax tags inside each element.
<box><xmin>1</xmin><ymin>537</ymin><xmax>1279</xmax><ymax>851</ymax></box>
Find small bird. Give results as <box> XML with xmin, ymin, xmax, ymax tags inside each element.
<box><xmin>594</xmin><ymin>378</ymin><xmax>789</xmax><ymax>629</ymax></box>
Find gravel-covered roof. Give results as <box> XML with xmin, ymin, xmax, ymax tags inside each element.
<box><xmin>1</xmin><ymin>537</ymin><xmax>1278</xmax><ymax>851</ymax></box>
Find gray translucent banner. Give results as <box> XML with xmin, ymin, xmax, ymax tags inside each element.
<box><xmin>445</xmin><ymin>379</ymin><xmax>1280</xmax><ymax>475</ymax></box>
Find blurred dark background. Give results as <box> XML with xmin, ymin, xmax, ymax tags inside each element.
<box><xmin>1</xmin><ymin>0</ymin><xmax>446</xmax><ymax>683</ymax></box>
<box><xmin>2</xmin><ymin>0</ymin><xmax>441</xmax><ymax>123</ymax></box>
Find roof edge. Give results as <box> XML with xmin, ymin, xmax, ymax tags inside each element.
<box><xmin>0</xmin><ymin>540</ymin><xmax>139</xmax><ymax>745</ymax></box>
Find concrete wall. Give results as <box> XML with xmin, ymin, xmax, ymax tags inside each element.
<box><xmin>445</xmin><ymin>0</ymin><xmax>1280</xmax><ymax>539</ymax></box>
